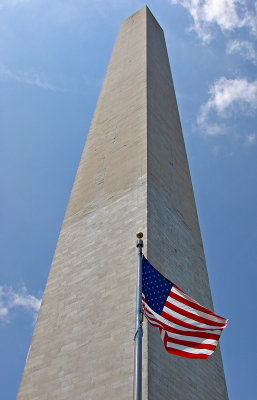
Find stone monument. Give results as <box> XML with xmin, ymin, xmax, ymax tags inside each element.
<box><xmin>17</xmin><ymin>6</ymin><xmax>228</xmax><ymax>399</ymax></box>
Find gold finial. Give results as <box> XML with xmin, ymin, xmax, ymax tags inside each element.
<box><xmin>136</xmin><ymin>232</ymin><xmax>143</xmax><ymax>239</ymax></box>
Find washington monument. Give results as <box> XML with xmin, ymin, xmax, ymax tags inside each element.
<box><xmin>18</xmin><ymin>6</ymin><xmax>228</xmax><ymax>399</ymax></box>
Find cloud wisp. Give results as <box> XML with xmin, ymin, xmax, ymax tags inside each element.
<box><xmin>245</xmin><ymin>133</ymin><xmax>256</xmax><ymax>145</ymax></box>
<box><xmin>170</xmin><ymin>0</ymin><xmax>257</xmax><ymax>42</ymax></box>
<box><xmin>0</xmin><ymin>284</ymin><xmax>41</xmax><ymax>323</ymax></box>
<box><xmin>197</xmin><ymin>77</ymin><xmax>257</xmax><ymax>135</ymax></box>
<box><xmin>0</xmin><ymin>64</ymin><xmax>59</xmax><ymax>91</ymax></box>
<box><xmin>227</xmin><ymin>40</ymin><xmax>257</xmax><ymax>64</ymax></box>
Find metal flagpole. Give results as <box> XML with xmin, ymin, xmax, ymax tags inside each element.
<box><xmin>133</xmin><ymin>232</ymin><xmax>144</xmax><ymax>400</ymax></box>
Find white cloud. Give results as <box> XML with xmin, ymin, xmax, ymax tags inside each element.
<box><xmin>170</xmin><ymin>0</ymin><xmax>257</xmax><ymax>42</ymax></box>
<box><xmin>0</xmin><ymin>302</ymin><xmax>8</xmax><ymax>317</ymax></box>
<box><xmin>197</xmin><ymin>77</ymin><xmax>257</xmax><ymax>135</ymax></box>
<box><xmin>245</xmin><ymin>133</ymin><xmax>256</xmax><ymax>145</ymax></box>
<box><xmin>0</xmin><ymin>64</ymin><xmax>58</xmax><ymax>91</ymax></box>
<box><xmin>0</xmin><ymin>284</ymin><xmax>41</xmax><ymax>323</ymax></box>
<box><xmin>227</xmin><ymin>39</ymin><xmax>257</xmax><ymax>64</ymax></box>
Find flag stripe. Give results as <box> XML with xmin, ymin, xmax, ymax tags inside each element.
<box><xmin>162</xmin><ymin>347</ymin><xmax>209</xmax><ymax>359</ymax></box>
<box><xmin>165</xmin><ymin>298</ymin><xmax>226</xmax><ymax>327</ymax></box>
<box><xmin>165</xmin><ymin>331</ymin><xmax>218</xmax><ymax>346</ymax></box>
<box><xmin>163</xmin><ymin>336</ymin><xmax>216</xmax><ymax>350</ymax></box>
<box><xmin>144</xmin><ymin>302</ymin><xmax>221</xmax><ymax>339</ymax></box>
<box><xmin>160</xmin><ymin>330</ymin><xmax>210</xmax><ymax>359</ymax></box>
<box><xmin>172</xmin><ymin>286</ymin><xmax>227</xmax><ymax>323</ymax></box>
<box><xmin>164</xmin><ymin>340</ymin><xmax>213</xmax><ymax>355</ymax></box>
<box><xmin>160</xmin><ymin>329</ymin><xmax>213</xmax><ymax>355</ymax></box>
<box><xmin>161</xmin><ymin>308</ymin><xmax>222</xmax><ymax>331</ymax></box>
<box><xmin>145</xmin><ymin>309</ymin><xmax>220</xmax><ymax>355</ymax></box>
<box><xmin>169</xmin><ymin>289</ymin><xmax>227</xmax><ymax>324</ymax></box>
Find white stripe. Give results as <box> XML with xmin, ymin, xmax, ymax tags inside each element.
<box><xmin>171</xmin><ymin>287</ymin><xmax>227</xmax><ymax>324</ymax></box>
<box><xmin>145</xmin><ymin>304</ymin><xmax>216</xmax><ymax>334</ymax></box>
<box><xmin>163</xmin><ymin>340</ymin><xmax>213</xmax><ymax>355</ymax></box>
<box><xmin>145</xmin><ymin>310</ymin><xmax>161</xmax><ymax>324</ymax></box>
<box><xmin>166</xmin><ymin>296</ymin><xmax>226</xmax><ymax>325</ymax></box>
<box><xmin>144</xmin><ymin>303</ymin><xmax>222</xmax><ymax>335</ymax></box>
<box><xmin>172</xmin><ymin>286</ymin><xmax>200</xmax><ymax>305</ymax></box>
<box><xmin>165</xmin><ymin>331</ymin><xmax>218</xmax><ymax>346</ymax></box>
<box><xmin>144</xmin><ymin>309</ymin><xmax>164</xmax><ymax>328</ymax></box>
<box><xmin>146</xmin><ymin>311</ymin><xmax>220</xmax><ymax>347</ymax></box>
<box><xmin>163</xmin><ymin>305</ymin><xmax>222</xmax><ymax>330</ymax></box>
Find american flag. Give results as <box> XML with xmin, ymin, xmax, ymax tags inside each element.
<box><xmin>142</xmin><ymin>257</ymin><xmax>228</xmax><ymax>359</ymax></box>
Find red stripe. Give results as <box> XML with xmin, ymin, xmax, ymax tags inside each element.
<box><xmin>164</xmin><ymin>301</ymin><xmax>225</xmax><ymax>328</ymax></box>
<box><xmin>169</xmin><ymin>290</ymin><xmax>226</xmax><ymax>322</ymax></box>
<box><xmin>164</xmin><ymin>345</ymin><xmax>209</xmax><ymax>359</ymax></box>
<box><xmin>164</xmin><ymin>336</ymin><xmax>216</xmax><ymax>351</ymax></box>
<box><xmin>145</xmin><ymin>307</ymin><xmax>221</xmax><ymax>339</ymax></box>
<box><xmin>161</xmin><ymin>329</ymin><xmax>211</xmax><ymax>359</ymax></box>
<box><xmin>144</xmin><ymin>307</ymin><xmax>221</xmax><ymax>340</ymax></box>
<box><xmin>161</xmin><ymin>310</ymin><xmax>210</xmax><ymax>331</ymax></box>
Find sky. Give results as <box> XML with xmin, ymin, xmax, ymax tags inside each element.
<box><xmin>0</xmin><ymin>0</ymin><xmax>256</xmax><ymax>399</ymax></box>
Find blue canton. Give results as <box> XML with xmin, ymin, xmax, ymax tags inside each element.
<box><xmin>142</xmin><ymin>257</ymin><xmax>173</xmax><ymax>315</ymax></box>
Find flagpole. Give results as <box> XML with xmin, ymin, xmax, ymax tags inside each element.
<box><xmin>133</xmin><ymin>232</ymin><xmax>144</xmax><ymax>400</ymax></box>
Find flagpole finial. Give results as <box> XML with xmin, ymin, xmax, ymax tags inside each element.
<box><xmin>136</xmin><ymin>232</ymin><xmax>143</xmax><ymax>248</ymax></box>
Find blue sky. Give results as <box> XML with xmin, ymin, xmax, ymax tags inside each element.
<box><xmin>0</xmin><ymin>1</ymin><xmax>256</xmax><ymax>399</ymax></box>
